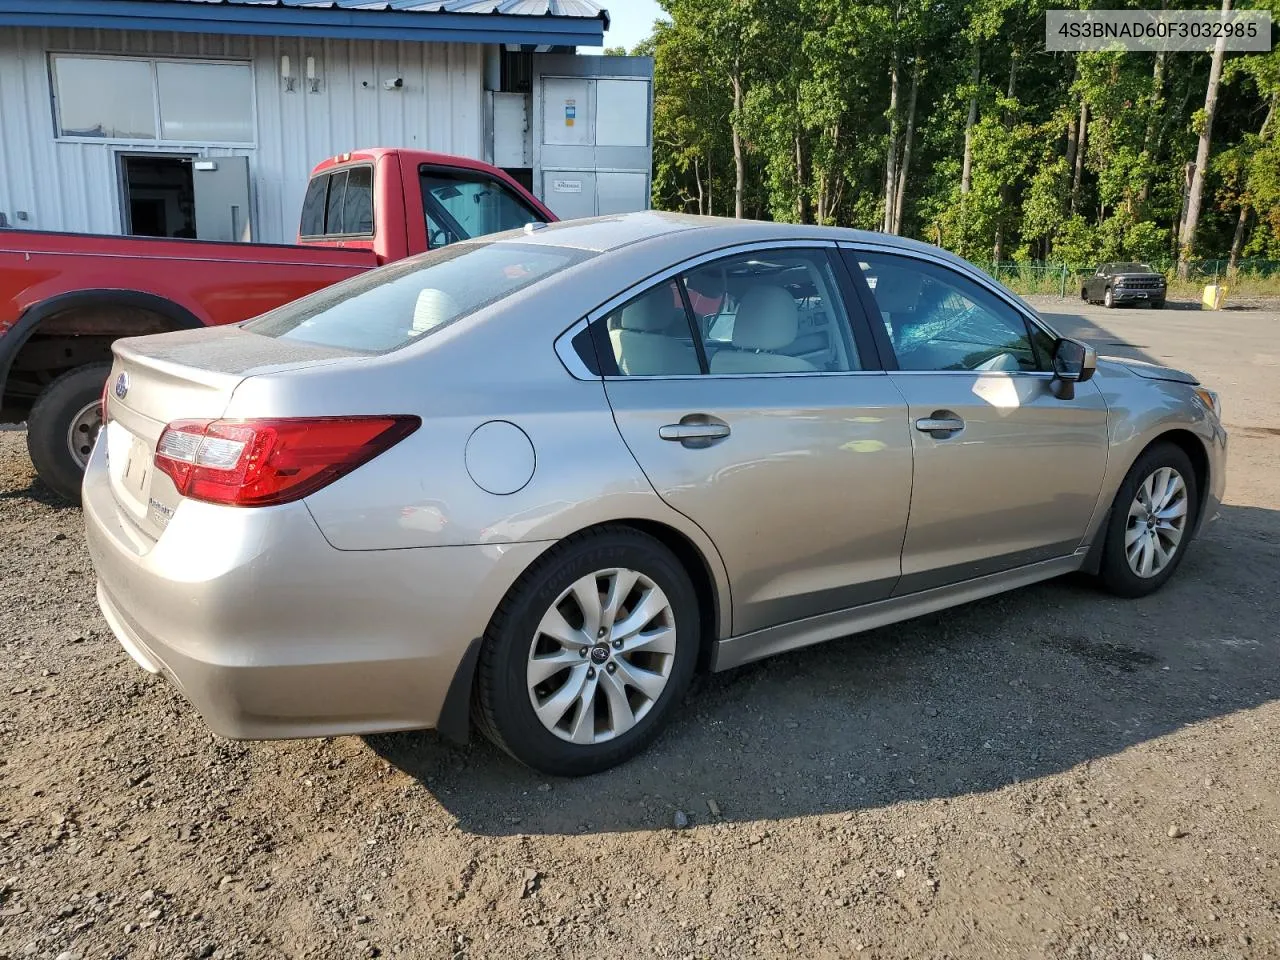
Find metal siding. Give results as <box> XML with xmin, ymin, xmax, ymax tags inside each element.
<box><xmin>0</xmin><ymin>27</ymin><xmax>483</xmax><ymax>242</ymax></box>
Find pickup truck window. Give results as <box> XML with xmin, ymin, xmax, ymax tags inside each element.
<box><xmin>243</xmin><ymin>241</ymin><xmax>591</xmax><ymax>353</ymax></box>
<box><xmin>421</xmin><ymin>167</ymin><xmax>545</xmax><ymax>248</ymax></box>
<box><xmin>300</xmin><ymin>165</ymin><xmax>375</xmax><ymax>239</ymax></box>
<box><xmin>341</xmin><ymin>166</ymin><xmax>374</xmax><ymax>235</ymax></box>
<box><xmin>300</xmin><ymin>176</ymin><xmax>327</xmax><ymax>237</ymax></box>
<box><xmin>324</xmin><ymin>171</ymin><xmax>349</xmax><ymax>235</ymax></box>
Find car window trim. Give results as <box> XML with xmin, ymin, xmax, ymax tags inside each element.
<box><xmin>553</xmin><ymin>239</ymin><xmax>891</xmax><ymax>381</ymax></box>
<box><xmin>832</xmin><ymin>247</ymin><xmax>899</xmax><ymax>372</ymax></box>
<box><xmin>837</xmin><ymin>241</ymin><xmax>1061</xmax><ymax>375</ymax></box>
<box><xmin>675</xmin><ymin>278</ymin><xmax>711</xmax><ymax>374</ymax></box>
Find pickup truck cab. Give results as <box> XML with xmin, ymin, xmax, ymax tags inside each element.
<box><xmin>0</xmin><ymin>148</ymin><xmax>555</xmax><ymax>501</ymax></box>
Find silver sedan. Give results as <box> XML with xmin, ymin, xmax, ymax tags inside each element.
<box><xmin>84</xmin><ymin>213</ymin><xmax>1227</xmax><ymax>776</ymax></box>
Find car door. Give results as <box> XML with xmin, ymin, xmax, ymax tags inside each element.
<box><xmin>842</xmin><ymin>245</ymin><xmax>1110</xmax><ymax>594</ymax></box>
<box><xmin>1093</xmin><ymin>264</ymin><xmax>1113</xmax><ymax>301</ymax></box>
<box><xmin>590</xmin><ymin>242</ymin><xmax>914</xmax><ymax>635</ymax></box>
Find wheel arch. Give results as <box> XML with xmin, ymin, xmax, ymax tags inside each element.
<box><xmin>436</xmin><ymin>516</ymin><xmax>730</xmax><ymax>746</ymax></box>
<box><xmin>1147</xmin><ymin>428</ymin><xmax>1211</xmax><ymax>535</ymax></box>
<box><xmin>607</xmin><ymin>518</ymin><xmax>724</xmax><ymax>673</ymax></box>
<box><xmin>1083</xmin><ymin>426</ymin><xmax>1214</xmax><ymax>576</ymax></box>
<box><xmin>1</xmin><ymin>290</ymin><xmax>203</xmax><ymax>415</ymax></box>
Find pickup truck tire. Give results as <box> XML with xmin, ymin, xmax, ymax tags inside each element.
<box><xmin>27</xmin><ymin>362</ymin><xmax>111</xmax><ymax>504</ymax></box>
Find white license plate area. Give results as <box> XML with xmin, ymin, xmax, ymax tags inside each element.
<box><xmin>106</xmin><ymin>421</ymin><xmax>153</xmax><ymax>510</ymax></box>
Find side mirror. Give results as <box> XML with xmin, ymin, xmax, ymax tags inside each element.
<box><xmin>1051</xmin><ymin>338</ymin><xmax>1097</xmax><ymax>399</ymax></box>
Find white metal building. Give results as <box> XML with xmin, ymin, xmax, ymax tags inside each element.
<box><xmin>0</xmin><ymin>0</ymin><xmax>653</xmax><ymax>243</ymax></box>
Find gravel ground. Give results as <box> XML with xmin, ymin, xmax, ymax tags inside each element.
<box><xmin>2</xmin><ymin>304</ymin><xmax>1278</xmax><ymax>960</ymax></box>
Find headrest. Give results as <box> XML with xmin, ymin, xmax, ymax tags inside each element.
<box><xmin>411</xmin><ymin>288</ymin><xmax>459</xmax><ymax>334</ymax></box>
<box><xmin>732</xmin><ymin>285</ymin><xmax>799</xmax><ymax>351</ymax></box>
<box><xmin>618</xmin><ymin>292</ymin><xmax>673</xmax><ymax>332</ymax></box>
<box><xmin>869</xmin><ymin>265</ymin><xmax>922</xmax><ymax>313</ymax></box>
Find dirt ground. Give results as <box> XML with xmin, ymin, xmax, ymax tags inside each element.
<box><xmin>1</xmin><ymin>302</ymin><xmax>1278</xmax><ymax>960</ymax></box>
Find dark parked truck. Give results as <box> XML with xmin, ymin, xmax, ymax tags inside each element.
<box><xmin>1081</xmin><ymin>262</ymin><xmax>1168</xmax><ymax>309</ymax></box>
<box><xmin>0</xmin><ymin>148</ymin><xmax>555</xmax><ymax>501</ymax></box>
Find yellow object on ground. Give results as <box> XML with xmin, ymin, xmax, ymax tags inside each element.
<box><xmin>1202</xmin><ymin>285</ymin><xmax>1228</xmax><ymax>309</ymax></box>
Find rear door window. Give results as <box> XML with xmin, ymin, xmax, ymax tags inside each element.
<box><xmin>580</xmin><ymin>248</ymin><xmax>868</xmax><ymax>377</ymax></box>
<box><xmin>421</xmin><ymin>166</ymin><xmax>546</xmax><ymax>248</ymax></box>
<box><xmin>244</xmin><ymin>241</ymin><xmax>592</xmax><ymax>354</ymax></box>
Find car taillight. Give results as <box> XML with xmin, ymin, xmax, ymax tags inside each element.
<box><xmin>154</xmin><ymin>416</ymin><xmax>420</xmax><ymax>507</ymax></box>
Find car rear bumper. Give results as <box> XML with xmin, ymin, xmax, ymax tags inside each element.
<box><xmin>83</xmin><ymin>439</ymin><xmax>548</xmax><ymax>740</ymax></box>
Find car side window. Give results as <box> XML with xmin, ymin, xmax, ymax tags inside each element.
<box><xmin>420</xmin><ymin>166</ymin><xmax>545</xmax><ymax>248</ymax></box>
<box><xmin>599</xmin><ymin>280</ymin><xmax>702</xmax><ymax>377</ymax></box>
<box><xmin>854</xmin><ymin>252</ymin><xmax>1049</xmax><ymax>373</ymax></box>
<box><xmin>684</xmin><ymin>249</ymin><xmax>862</xmax><ymax>373</ymax></box>
<box><xmin>580</xmin><ymin>248</ymin><xmax>863</xmax><ymax>378</ymax></box>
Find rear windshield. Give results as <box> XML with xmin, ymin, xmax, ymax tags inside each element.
<box><xmin>243</xmin><ymin>241</ymin><xmax>591</xmax><ymax>353</ymax></box>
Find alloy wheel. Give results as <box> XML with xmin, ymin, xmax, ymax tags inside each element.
<box><xmin>526</xmin><ymin>568</ymin><xmax>677</xmax><ymax>745</ymax></box>
<box><xmin>1125</xmin><ymin>466</ymin><xmax>1188</xmax><ymax>578</ymax></box>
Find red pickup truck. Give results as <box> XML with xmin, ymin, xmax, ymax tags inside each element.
<box><xmin>0</xmin><ymin>148</ymin><xmax>555</xmax><ymax>502</ymax></box>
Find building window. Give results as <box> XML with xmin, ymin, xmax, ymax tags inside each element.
<box><xmin>51</xmin><ymin>55</ymin><xmax>254</xmax><ymax>145</ymax></box>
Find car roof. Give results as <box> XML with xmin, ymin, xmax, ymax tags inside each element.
<box><xmin>486</xmin><ymin>210</ymin><xmax>955</xmax><ymax>258</ymax></box>
<box><xmin>311</xmin><ymin>148</ymin><xmax>512</xmax><ymax>176</ymax></box>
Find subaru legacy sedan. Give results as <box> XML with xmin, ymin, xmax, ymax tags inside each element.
<box><xmin>85</xmin><ymin>213</ymin><xmax>1226</xmax><ymax>776</ymax></box>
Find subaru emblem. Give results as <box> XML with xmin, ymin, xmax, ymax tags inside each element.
<box><xmin>114</xmin><ymin>371</ymin><xmax>130</xmax><ymax>400</ymax></box>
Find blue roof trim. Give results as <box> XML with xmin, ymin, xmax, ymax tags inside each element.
<box><xmin>0</xmin><ymin>0</ymin><xmax>606</xmax><ymax>44</ymax></box>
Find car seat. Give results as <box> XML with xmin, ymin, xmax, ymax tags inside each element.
<box><xmin>609</xmin><ymin>291</ymin><xmax>700</xmax><ymax>376</ymax></box>
<box><xmin>709</xmin><ymin>285</ymin><xmax>818</xmax><ymax>374</ymax></box>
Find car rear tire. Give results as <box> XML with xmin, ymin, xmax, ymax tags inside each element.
<box><xmin>1103</xmin><ymin>287</ymin><xmax>1115</xmax><ymax>309</ymax></box>
<box><xmin>26</xmin><ymin>362</ymin><xmax>111</xmax><ymax>505</ymax></box>
<box><xmin>1081</xmin><ymin>287</ymin><xmax>1089</xmax><ymax>302</ymax></box>
<box><xmin>1097</xmin><ymin>442</ymin><xmax>1199</xmax><ymax>598</ymax></box>
<box><xmin>474</xmin><ymin>526</ymin><xmax>700</xmax><ymax>776</ymax></box>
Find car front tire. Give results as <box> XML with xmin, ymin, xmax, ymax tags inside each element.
<box><xmin>474</xmin><ymin>526</ymin><xmax>700</xmax><ymax>776</ymax></box>
<box><xmin>1103</xmin><ymin>287</ymin><xmax>1115</xmax><ymax>309</ymax></box>
<box><xmin>1097</xmin><ymin>441</ymin><xmax>1199</xmax><ymax>598</ymax></box>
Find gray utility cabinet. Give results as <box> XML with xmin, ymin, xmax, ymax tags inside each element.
<box><xmin>485</xmin><ymin>54</ymin><xmax>653</xmax><ymax>219</ymax></box>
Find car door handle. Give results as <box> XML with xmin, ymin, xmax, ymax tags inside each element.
<box><xmin>659</xmin><ymin>422</ymin><xmax>731</xmax><ymax>441</ymax></box>
<box><xmin>915</xmin><ymin>415</ymin><xmax>965</xmax><ymax>438</ymax></box>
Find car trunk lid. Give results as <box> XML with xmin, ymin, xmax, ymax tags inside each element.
<box><xmin>103</xmin><ymin>326</ymin><xmax>358</xmax><ymax>540</ymax></box>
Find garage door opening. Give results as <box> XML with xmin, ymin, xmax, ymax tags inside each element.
<box><xmin>120</xmin><ymin>154</ymin><xmax>196</xmax><ymax>239</ymax></box>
